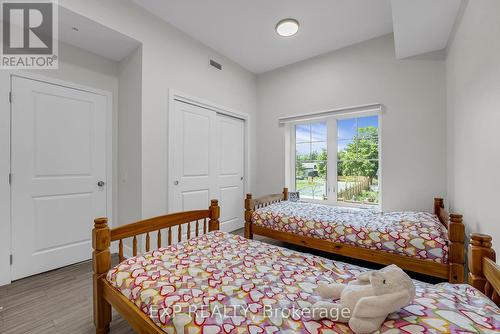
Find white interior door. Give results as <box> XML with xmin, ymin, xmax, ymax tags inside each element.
<box><xmin>216</xmin><ymin>114</ymin><xmax>244</xmax><ymax>232</ymax></box>
<box><xmin>171</xmin><ymin>100</ymin><xmax>217</xmax><ymax>213</ymax></box>
<box><xmin>11</xmin><ymin>76</ymin><xmax>108</xmax><ymax>280</ymax></box>
<box><xmin>170</xmin><ymin>99</ymin><xmax>246</xmax><ymax>233</ymax></box>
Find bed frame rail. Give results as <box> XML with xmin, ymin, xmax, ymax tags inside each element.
<box><xmin>469</xmin><ymin>233</ymin><xmax>499</xmax><ymax>306</ymax></box>
<box><xmin>111</xmin><ymin>204</ymin><xmax>219</xmax><ymax>261</ymax></box>
<box><xmin>92</xmin><ymin>200</ymin><xmax>220</xmax><ymax>334</ymax></box>
<box><xmin>245</xmin><ymin>191</ymin><xmax>464</xmax><ymax>282</ymax></box>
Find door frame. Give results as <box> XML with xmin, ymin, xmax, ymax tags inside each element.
<box><xmin>167</xmin><ymin>89</ymin><xmax>250</xmax><ymax>217</ymax></box>
<box><xmin>0</xmin><ymin>72</ymin><xmax>113</xmax><ymax>286</ymax></box>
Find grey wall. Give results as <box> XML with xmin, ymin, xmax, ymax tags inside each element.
<box><xmin>446</xmin><ymin>0</ymin><xmax>500</xmax><ymax>252</ymax></box>
<box><xmin>256</xmin><ymin>34</ymin><xmax>447</xmax><ymax>212</ymax></box>
<box><xmin>60</xmin><ymin>0</ymin><xmax>258</xmax><ymax>220</ymax></box>
<box><xmin>118</xmin><ymin>47</ymin><xmax>142</xmax><ymax>226</ymax></box>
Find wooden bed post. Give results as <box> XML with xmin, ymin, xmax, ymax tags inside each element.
<box><xmin>433</xmin><ymin>198</ymin><xmax>465</xmax><ymax>283</ymax></box>
<box><xmin>469</xmin><ymin>233</ymin><xmax>496</xmax><ymax>292</ymax></box>
<box><xmin>283</xmin><ymin>188</ymin><xmax>289</xmax><ymax>201</ymax></box>
<box><xmin>209</xmin><ymin>199</ymin><xmax>220</xmax><ymax>231</ymax></box>
<box><xmin>448</xmin><ymin>214</ymin><xmax>465</xmax><ymax>283</ymax></box>
<box><xmin>93</xmin><ymin>218</ymin><xmax>112</xmax><ymax>334</ymax></box>
<box><xmin>434</xmin><ymin>198</ymin><xmax>444</xmax><ymax>216</ymax></box>
<box><xmin>244</xmin><ymin>193</ymin><xmax>254</xmax><ymax>239</ymax></box>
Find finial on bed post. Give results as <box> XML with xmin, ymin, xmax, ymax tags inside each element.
<box><xmin>469</xmin><ymin>233</ymin><xmax>496</xmax><ymax>292</ymax></box>
<box><xmin>209</xmin><ymin>200</ymin><xmax>220</xmax><ymax>231</ymax></box>
<box><xmin>434</xmin><ymin>198</ymin><xmax>444</xmax><ymax>215</ymax></box>
<box><xmin>283</xmin><ymin>188</ymin><xmax>289</xmax><ymax>201</ymax></box>
<box><xmin>245</xmin><ymin>193</ymin><xmax>254</xmax><ymax>239</ymax></box>
<box><xmin>92</xmin><ymin>217</ymin><xmax>111</xmax><ymax>334</ymax></box>
<box><xmin>448</xmin><ymin>213</ymin><xmax>465</xmax><ymax>283</ymax></box>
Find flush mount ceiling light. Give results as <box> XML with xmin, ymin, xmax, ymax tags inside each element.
<box><xmin>275</xmin><ymin>18</ymin><xmax>299</xmax><ymax>37</ymax></box>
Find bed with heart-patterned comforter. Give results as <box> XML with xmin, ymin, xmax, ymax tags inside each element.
<box><xmin>106</xmin><ymin>231</ymin><xmax>499</xmax><ymax>333</ymax></box>
<box><xmin>252</xmin><ymin>201</ymin><xmax>449</xmax><ymax>263</ymax></box>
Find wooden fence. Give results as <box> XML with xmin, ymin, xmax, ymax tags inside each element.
<box><xmin>337</xmin><ymin>176</ymin><xmax>371</xmax><ymax>202</ymax></box>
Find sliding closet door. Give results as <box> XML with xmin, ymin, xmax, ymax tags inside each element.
<box><xmin>216</xmin><ymin>115</ymin><xmax>245</xmax><ymax>232</ymax></box>
<box><xmin>170</xmin><ymin>99</ymin><xmax>246</xmax><ymax>232</ymax></box>
<box><xmin>171</xmin><ymin>100</ymin><xmax>217</xmax><ymax>213</ymax></box>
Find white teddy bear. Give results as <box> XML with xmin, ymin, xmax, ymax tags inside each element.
<box><xmin>311</xmin><ymin>264</ymin><xmax>416</xmax><ymax>334</ymax></box>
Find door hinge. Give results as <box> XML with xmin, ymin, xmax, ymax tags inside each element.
<box><xmin>10</xmin><ymin>254</ymin><xmax>13</xmax><ymax>265</ymax></box>
<box><xmin>8</xmin><ymin>173</ymin><xmax>12</xmax><ymax>185</ymax></box>
<box><xmin>9</xmin><ymin>91</ymin><xmax>12</xmax><ymax>103</ymax></box>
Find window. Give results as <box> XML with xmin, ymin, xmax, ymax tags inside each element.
<box><xmin>291</xmin><ymin>114</ymin><xmax>380</xmax><ymax>206</ymax></box>
<box><xmin>295</xmin><ymin>122</ymin><xmax>327</xmax><ymax>201</ymax></box>
<box><xmin>337</xmin><ymin>116</ymin><xmax>379</xmax><ymax>205</ymax></box>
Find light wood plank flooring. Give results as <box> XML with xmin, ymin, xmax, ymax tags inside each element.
<box><xmin>0</xmin><ymin>228</ymin><xmax>439</xmax><ymax>333</ymax></box>
<box><xmin>0</xmin><ymin>254</ymin><xmax>134</xmax><ymax>334</ymax></box>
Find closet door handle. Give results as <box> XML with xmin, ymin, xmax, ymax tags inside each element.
<box><xmin>174</xmin><ymin>180</ymin><xmax>179</xmax><ymax>185</ymax></box>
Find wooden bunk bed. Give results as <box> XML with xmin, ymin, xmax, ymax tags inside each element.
<box><xmin>92</xmin><ymin>200</ymin><xmax>220</xmax><ymax>334</ymax></box>
<box><xmin>469</xmin><ymin>233</ymin><xmax>499</xmax><ymax>305</ymax></box>
<box><xmin>244</xmin><ymin>188</ymin><xmax>465</xmax><ymax>283</ymax></box>
<box><xmin>92</xmin><ymin>200</ymin><xmax>498</xmax><ymax>333</ymax></box>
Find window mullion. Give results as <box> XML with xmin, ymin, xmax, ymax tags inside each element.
<box><xmin>289</xmin><ymin>124</ymin><xmax>296</xmax><ymax>192</ymax></box>
<box><xmin>327</xmin><ymin>118</ymin><xmax>337</xmax><ymax>205</ymax></box>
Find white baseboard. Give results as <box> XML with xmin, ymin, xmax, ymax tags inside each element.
<box><xmin>221</xmin><ymin>220</ymin><xmax>244</xmax><ymax>233</ymax></box>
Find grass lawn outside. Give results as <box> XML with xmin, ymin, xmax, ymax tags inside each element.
<box><xmin>296</xmin><ymin>177</ymin><xmax>379</xmax><ymax>204</ymax></box>
<box><xmin>296</xmin><ymin>178</ymin><xmax>327</xmax><ymax>200</ymax></box>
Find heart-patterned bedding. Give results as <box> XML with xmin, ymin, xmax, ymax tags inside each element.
<box><xmin>106</xmin><ymin>232</ymin><xmax>499</xmax><ymax>333</ymax></box>
<box><xmin>252</xmin><ymin>201</ymin><xmax>449</xmax><ymax>263</ymax></box>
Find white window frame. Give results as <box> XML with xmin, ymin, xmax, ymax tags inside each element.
<box><xmin>285</xmin><ymin>110</ymin><xmax>382</xmax><ymax>209</ymax></box>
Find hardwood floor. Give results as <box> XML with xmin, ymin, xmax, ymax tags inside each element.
<box><xmin>0</xmin><ymin>255</ymin><xmax>134</xmax><ymax>334</ymax></box>
<box><xmin>0</xmin><ymin>228</ymin><xmax>441</xmax><ymax>334</ymax></box>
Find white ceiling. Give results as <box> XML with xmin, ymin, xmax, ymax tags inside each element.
<box><xmin>134</xmin><ymin>0</ymin><xmax>394</xmax><ymax>73</ymax></box>
<box><xmin>59</xmin><ymin>6</ymin><xmax>140</xmax><ymax>61</ymax></box>
<box><xmin>392</xmin><ymin>0</ymin><xmax>462</xmax><ymax>59</ymax></box>
<box><xmin>133</xmin><ymin>0</ymin><xmax>462</xmax><ymax>73</ymax></box>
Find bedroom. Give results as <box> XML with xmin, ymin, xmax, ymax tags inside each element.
<box><xmin>0</xmin><ymin>0</ymin><xmax>499</xmax><ymax>333</ymax></box>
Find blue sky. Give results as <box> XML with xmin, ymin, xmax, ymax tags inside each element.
<box><xmin>338</xmin><ymin>115</ymin><xmax>378</xmax><ymax>139</ymax></box>
<box><xmin>296</xmin><ymin>123</ymin><xmax>327</xmax><ymax>157</ymax></box>
<box><xmin>296</xmin><ymin>116</ymin><xmax>378</xmax><ymax>156</ymax></box>
<box><xmin>295</xmin><ymin>123</ymin><xmax>327</xmax><ymax>142</ymax></box>
<box><xmin>337</xmin><ymin>116</ymin><xmax>378</xmax><ymax>152</ymax></box>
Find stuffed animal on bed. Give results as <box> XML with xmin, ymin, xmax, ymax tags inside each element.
<box><xmin>311</xmin><ymin>264</ymin><xmax>416</xmax><ymax>334</ymax></box>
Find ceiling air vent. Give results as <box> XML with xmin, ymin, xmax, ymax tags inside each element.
<box><xmin>209</xmin><ymin>59</ymin><xmax>222</xmax><ymax>70</ymax></box>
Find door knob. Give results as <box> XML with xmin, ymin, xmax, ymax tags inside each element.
<box><xmin>97</xmin><ymin>181</ymin><xmax>105</xmax><ymax>187</ymax></box>
<box><xmin>174</xmin><ymin>180</ymin><xmax>179</xmax><ymax>185</ymax></box>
